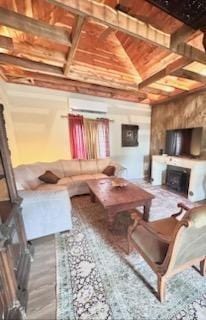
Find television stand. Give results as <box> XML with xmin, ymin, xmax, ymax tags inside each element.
<box><xmin>151</xmin><ymin>155</ymin><xmax>206</xmax><ymax>202</ymax></box>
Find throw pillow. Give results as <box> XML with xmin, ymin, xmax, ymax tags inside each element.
<box><xmin>102</xmin><ymin>165</ymin><xmax>115</xmax><ymax>176</ymax></box>
<box><xmin>38</xmin><ymin>170</ymin><xmax>60</xmax><ymax>184</ymax></box>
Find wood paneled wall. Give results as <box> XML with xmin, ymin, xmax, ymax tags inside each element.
<box><xmin>151</xmin><ymin>91</ymin><xmax>206</xmax><ymax>157</ymax></box>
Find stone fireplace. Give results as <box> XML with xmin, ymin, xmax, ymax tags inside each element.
<box><xmin>166</xmin><ymin>165</ymin><xmax>190</xmax><ymax>194</ymax></box>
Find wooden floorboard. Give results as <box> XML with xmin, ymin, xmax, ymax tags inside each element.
<box><xmin>27</xmin><ymin>235</ymin><xmax>56</xmax><ymax>320</ymax></box>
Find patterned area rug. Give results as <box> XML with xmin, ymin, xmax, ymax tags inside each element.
<box><xmin>56</xmin><ymin>182</ymin><xmax>206</xmax><ymax>320</ymax></box>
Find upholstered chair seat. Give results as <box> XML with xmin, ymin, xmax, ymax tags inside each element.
<box><xmin>131</xmin><ymin>225</ymin><xmax>168</xmax><ymax>264</ymax></box>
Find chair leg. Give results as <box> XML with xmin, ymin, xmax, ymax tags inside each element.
<box><xmin>127</xmin><ymin>236</ymin><xmax>135</xmax><ymax>255</ymax></box>
<box><xmin>157</xmin><ymin>275</ymin><xmax>166</xmax><ymax>303</ymax></box>
<box><xmin>200</xmin><ymin>258</ymin><xmax>206</xmax><ymax>276</ymax></box>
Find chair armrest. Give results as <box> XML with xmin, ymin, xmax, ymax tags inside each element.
<box><xmin>172</xmin><ymin>202</ymin><xmax>190</xmax><ymax>218</ymax></box>
<box><xmin>138</xmin><ymin>220</ymin><xmax>171</xmax><ymax>244</ymax></box>
<box><xmin>177</xmin><ymin>202</ymin><xmax>190</xmax><ymax>211</ymax></box>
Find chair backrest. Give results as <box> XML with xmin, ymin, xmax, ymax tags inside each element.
<box><xmin>166</xmin><ymin>206</ymin><xmax>206</xmax><ymax>272</ymax></box>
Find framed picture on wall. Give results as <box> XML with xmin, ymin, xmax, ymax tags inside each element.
<box><xmin>121</xmin><ymin>124</ymin><xmax>139</xmax><ymax>147</ymax></box>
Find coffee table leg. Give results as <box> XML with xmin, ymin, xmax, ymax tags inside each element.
<box><xmin>89</xmin><ymin>189</ymin><xmax>96</xmax><ymax>203</ymax></box>
<box><xmin>107</xmin><ymin>211</ymin><xmax>116</xmax><ymax>231</ymax></box>
<box><xmin>143</xmin><ymin>200</ymin><xmax>151</xmax><ymax>221</ymax></box>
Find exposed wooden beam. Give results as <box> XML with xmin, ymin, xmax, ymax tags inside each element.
<box><xmin>0</xmin><ymin>52</ymin><xmax>142</xmax><ymax>92</ymax></box>
<box><xmin>25</xmin><ymin>0</ymin><xmax>33</xmax><ymax>17</ymax></box>
<box><xmin>172</xmin><ymin>69</ymin><xmax>206</xmax><ymax>84</ymax></box>
<box><xmin>140</xmin><ymin>86</ymin><xmax>174</xmax><ymax>96</ymax></box>
<box><xmin>138</xmin><ymin>57</ymin><xmax>191</xmax><ymax>89</ymax></box>
<box><xmin>0</xmin><ymin>35</ymin><xmax>65</xmax><ymax>66</ymax></box>
<box><xmin>0</xmin><ymin>68</ymin><xmax>7</xmax><ymax>81</ymax></box>
<box><xmin>170</xmin><ymin>25</ymin><xmax>196</xmax><ymax>48</ymax></box>
<box><xmin>5</xmin><ymin>71</ymin><xmax>147</xmax><ymax>103</ymax></box>
<box><xmin>174</xmin><ymin>43</ymin><xmax>206</xmax><ymax>64</ymax></box>
<box><xmin>64</xmin><ymin>16</ymin><xmax>84</xmax><ymax>76</ymax></box>
<box><xmin>0</xmin><ymin>53</ymin><xmax>63</xmax><ymax>76</ymax></box>
<box><xmin>47</xmin><ymin>0</ymin><xmax>170</xmax><ymax>47</ymax></box>
<box><xmin>0</xmin><ymin>35</ymin><xmax>13</xmax><ymax>51</ymax></box>
<box><xmin>0</xmin><ymin>7</ymin><xmax>71</xmax><ymax>46</ymax></box>
<box><xmin>47</xmin><ymin>0</ymin><xmax>206</xmax><ymax>63</ymax></box>
<box><xmin>151</xmin><ymin>85</ymin><xmax>206</xmax><ymax>106</ymax></box>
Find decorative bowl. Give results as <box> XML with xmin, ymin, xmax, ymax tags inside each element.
<box><xmin>111</xmin><ymin>178</ymin><xmax>128</xmax><ymax>188</ymax></box>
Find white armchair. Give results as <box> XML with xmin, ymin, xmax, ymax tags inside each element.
<box><xmin>19</xmin><ymin>189</ymin><xmax>72</xmax><ymax>240</ymax></box>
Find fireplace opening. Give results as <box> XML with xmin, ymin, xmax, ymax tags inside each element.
<box><xmin>166</xmin><ymin>165</ymin><xmax>191</xmax><ymax>194</ymax></box>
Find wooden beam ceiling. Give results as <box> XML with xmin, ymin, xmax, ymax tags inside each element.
<box><xmin>0</xmin><ymin>1</ymin><xmax>204</xmax><ymax>105</ymax></box>
<box><xmin>0</xmin><ymin>53</ymin><xmax>64</xmax><ymax>75</ymax></box>
<box><xmin>172</xmin><ymin>69</ymin><xmax>206</xmax><ymax>84</ymax></box>
<box><xmin>0</xmin><ymin>35</ymin><xmax>65</xmax><ymax>67</ymax></box>
<box><xmin>5</xmin><ymin>70</ymin><xmax>147</xmax><ymax>102</ymax></box>
<box><xmin>0</xmin><ymin>35</ymin><xmax>13</xmax><ymax>51</ymax></box>
<box><xmin>151</xmin><ymin>85</ymin><xmax>206</xmax><ymax>106</ymax></box>
<box><xmin>0</xmin><ymin>7</ymin><xmax>71</xmax><ymax>46</ymax></box>
<box><xmin>47</xmin><ymin>0</ymin><xmax>170</xmax><ymax>48</ymax></box>
<box><xmin>64</xmin><ymin>16</ymin><xmax>85</xmax><ymax>76</ymax></box>
<box><xmin>138</xmin><ymin>57</ymin><xmax>191</xmax><ymax>89</ymax></box>
<box><xmin>170</xmin><ymin>24</ymin><xmax>196</xmax><ymax>48</ymax></box>
<box><xmin>47</xmin><ymin>0</ymin><xmax>206</xmax><ymax>64</ymax></box>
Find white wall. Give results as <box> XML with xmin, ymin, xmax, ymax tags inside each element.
<box><xmin>1</xmin><ymin>83</ymin><xmax>151</xmax><ymax>179</ymax></box>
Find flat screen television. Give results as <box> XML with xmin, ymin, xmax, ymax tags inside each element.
<box><xmin>165</xmin><ymin>127</ymin><xmax>203</xmax><ymax>157</ymax></box>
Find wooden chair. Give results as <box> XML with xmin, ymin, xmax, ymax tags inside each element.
<box><xmin>128</xmin><ymin>203</ymin><xmax>206</xmax><ymax>302</ymax></box>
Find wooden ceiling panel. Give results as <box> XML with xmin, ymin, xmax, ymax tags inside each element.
<box><xmin>157</xmin><ymin>75</ymin><xmax>203</xmax><ymax>91</ymax></box>
<box><xmin>75</xmin><ymin>21</ymin><xmax>141</xmax><ymax>82</ymax></box>
<box><xmin>0</xmin><ymin>0</ymin><xmax>204</xmax><ymax>104</ymax></box>
<box><xmin>184</xmin><ymin>62</ymin><xmax>206</xmax><ymax>76</ymax></box>
<box><xmin>116</xmin><ymin>32</ymin><xmax>181</xmax><ymax>79</ymax></box>
<box><xmin>69</xmin><ymin>63</ymin><xmax>139</xmax><ymax>90</ymax></box>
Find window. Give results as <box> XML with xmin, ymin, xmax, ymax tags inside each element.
<box><xmin>68</xmin><ymin>114</ymin><xmax>110</xmax><ymax>159</ymax></box>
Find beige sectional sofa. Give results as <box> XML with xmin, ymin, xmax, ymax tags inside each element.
<box><xmin>14</xmin><ymin>158</ymin><xmax>126</xmax><ymax>240</ymax></box>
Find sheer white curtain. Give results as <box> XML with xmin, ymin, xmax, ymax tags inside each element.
<box><xmin>97</xmin><ymin>119</ymin><xmax>110</xmax><ymax>158</ymax></box>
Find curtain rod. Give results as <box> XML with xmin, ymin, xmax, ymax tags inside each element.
<box><xmin>60</xmin><ymin>115</ymin><xmax>114</xmax><ymax>122</ymax></box>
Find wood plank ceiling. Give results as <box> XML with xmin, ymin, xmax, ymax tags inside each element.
<box><xmin>0</xmin><ymin>0</ymin><xmax>205</xmax><ymax>105</ymax></box>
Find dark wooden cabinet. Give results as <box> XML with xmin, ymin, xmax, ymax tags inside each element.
<box><xmin>0</xmin><ymin>104</ymin><xmax>32</xmax><ymax>319</ymax></box>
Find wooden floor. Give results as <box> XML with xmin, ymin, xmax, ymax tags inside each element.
<box><xmin>27</xmin><ymin>235</ymin><xmax>56</xmax><ymax>320</ymax></box>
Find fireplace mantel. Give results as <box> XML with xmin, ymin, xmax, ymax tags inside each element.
<box><xmin>151</xmin><ymin>155</ymin><xmax>206</xmax><ymax>202</ymax></box>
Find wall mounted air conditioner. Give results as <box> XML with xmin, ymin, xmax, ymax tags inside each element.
<box><xmin>69</xmin><ymin>97</ymin><xmax>108</xmax><ymax>115</ymax></box>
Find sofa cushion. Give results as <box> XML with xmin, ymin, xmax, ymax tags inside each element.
<box><xmin>19</xmin><ymin>163</ymin><xmax>44</xmax><ymax>190</ymax></box>
<box><xmin>71</xmin><ymin>174</ymin><xmax>93</xmax><ymax>184</ymax></box>
<box><xmin>93</xmin><ymin>173</ymin><xmax>108</xmax><ymax>180</ymax></box>
<box><xmin>57</xmin><ymin>177</ymin><xmax>74</xmax><ymax>188</ymax></box>
<box><xmin>61</xmin><ymin>159</ymin><xmax>81</xmax><ymax>177</ymax></box>
<box><xmin>102</xmin><ymin>165</ymin><xmax>115</xmax><ymax>176</ymax></box>
<box><xmin>14</xmin><ymin>165</ymin><xmax>32</xmax><ymax>190</ymax></box>
<box><xmin>35</xmin><ymin>184</ymin><xmax>67</xmax><ymax>192</ymax></box>
<box><xmin>40</xmin><ymin>160</ymin><xmax>64</xmax><ymax>179</ymax></box>
<box><xmin>97</xmin><ymin>158</ymin><xmax>111</xmax><ymax>172</ymax></box>
<box><xmin>39</xmin><ymin>170</ymin><xmax>60</xmax><ymax>184</ymax></box>
<box><xmin>80</xmin><ymin>160</ymin><xmax>98</xmax><ymax>174</ymax></box>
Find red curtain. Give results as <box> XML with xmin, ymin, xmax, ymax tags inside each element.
<box><xmin>68</xmin><ymin>114</ymin><xmax>86</xmax><ymax>159</ymax></box>
<box><xmin>69</xmin><ymin>115</ymin><xmax>110</xmax><ymax>159</ymax></box>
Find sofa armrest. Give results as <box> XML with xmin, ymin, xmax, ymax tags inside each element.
<box><xmin>18</xmin><ymin>189</ymin><xmax>69</xmax><ymax>204</ymax></box>
<box><xmin>110</xmin><ymin>162</ymin><xmax>127</xmax><ymax>178</ymax></box>
<box><xmin>19</xmin><ymin>188</ymin><xmax>72</xmax><ymax>240</ymax></box>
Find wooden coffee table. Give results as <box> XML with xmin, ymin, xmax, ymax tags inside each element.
<box><xmin>87</xmin><ymin>178</ymin><xmax>154</xmax><ymax>230</ymax></box>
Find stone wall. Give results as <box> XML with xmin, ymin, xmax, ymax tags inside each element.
<box><xmin>151</xmin><ymin>91</ymin><xmax>206</xmax><ymax>157</ymax></box>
